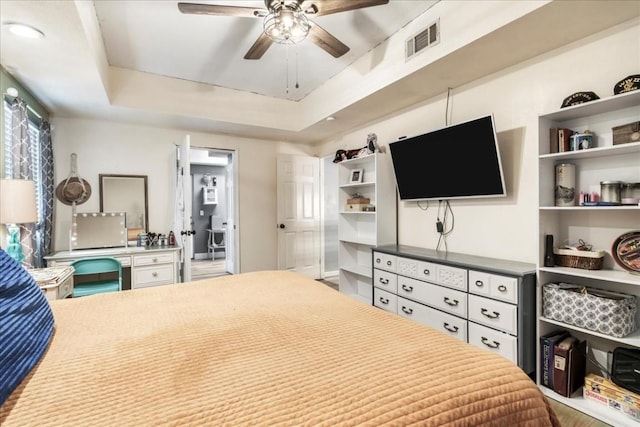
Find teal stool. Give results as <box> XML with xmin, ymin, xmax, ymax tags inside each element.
<box><xmin>70</xmin><ymin>257</ymin><xmax>122</xmax><ymax>298</ymax></box>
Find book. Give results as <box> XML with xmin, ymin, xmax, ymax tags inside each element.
<box><xmin>553</xmin><ymin>336</ymin><xmax>578</xmax><ymax>397</ymax></box>
<box><xmin>549</xmin><ymin>128</ymin><xmax>559</xmax><ymax>154</ymax></box>
<box><xmin>540</xmin><ymin>330</ymin><xmax>569</xmax><ymax>388</ymax></box>
<box><xmin>566</xmin><ymin>340</ymin><xmax>587</xmax><ymax>397</ymax></box>
<box><xmin>558</xmin><ymin>128</ymin><xmax>573</xmax><ymax>152</ymax></box>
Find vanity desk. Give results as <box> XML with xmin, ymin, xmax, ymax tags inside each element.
<box><xmin>45</xmin><ymin>246</ymin><xmax>181</xmax><ymax>291</ymax></box>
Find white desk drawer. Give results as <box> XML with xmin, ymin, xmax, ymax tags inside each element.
<box><xmin>396</xmin><ymin>257</ymin><xmax>437</xmax><ymax>283</ymax></box>
<box><xmin>373</xmin><ymin>287</ymin><xmax>397</xmax><ymax>314</ymax></box>
<box><xmin>373</xmin><ymin>269</ymin><xmax>397</xmax><ymax>293</ymax></box>
<box><xmin>468</xmin><ymin>322</ymin><xmax>517</xmax><ymax>365</ymax></box>
<box><xmin>468</xmin><ymin>294</ymin><xmax>517</xmax><ymax>335</ymax></box>
<box><xmin>398</xmin><ymin>276</ymin><xmax>467</xmax><ymax>318</ymax></box>
<box><xmin>57</xmin><ymin>276</ymin><xmax>74</xmax><ymax>299</ymax></box>
<box><xmin>134</xmin><ymin>253</ymin><xmax>174</xmax><ymax>266</ymax></box>
<box><xmin>397</xmin><ymin>297</ymin><xmax>467</xmax><ymax>342</ymax></box>
<box><xmin>436</xmin><ymin>265</ymin><xmax>468</xmax><ymax>291</ymax></box>
<box><xmin>133</xmin><ymin>264</ymin><xmax>174</xmax><ymax>288</ymax></box>
<box><xmin>373</xmin><ymin>252</ymin><xmax>396</xmax><ymax>273</ymax></box>
<box><xmin>468</xmin><ymin>270</ymin><xmax>517</xmax><ymax>304</ymax></box>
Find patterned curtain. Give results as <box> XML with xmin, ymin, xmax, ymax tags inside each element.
<box><xmin>8</xmin><ymin>97</ymin><xmax>36</xmax><ymax>268</ymax></box>
<box><xmin>37</xmin><ymin>120</ymin><xmax>54</xmax><ymax>267</ymax></box>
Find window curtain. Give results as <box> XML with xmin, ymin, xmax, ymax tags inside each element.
<box><xmin>7</xmin><ymin>97</ymin><xmax>53</xmax><ymax>268</ymax></box>
<box><xmin>37</xmin><ymin>120</ymin><xmax>54</xmax><ymax>268</ymax></box>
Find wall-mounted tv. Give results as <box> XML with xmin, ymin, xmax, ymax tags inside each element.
<box><xmin>388</xmin><ymin>115</ymin><xmax>506</xmax><ymax>201</ymax></box>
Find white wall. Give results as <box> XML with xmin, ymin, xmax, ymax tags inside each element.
<box><xmin>50</xmin><ymin>118</ymin><xmax>312</xmax><ymax>272</ymax></box>
<box><xmin>316</xmin><ymin>18</ymin><xmax>640</xmax><ymax>263</ymax></box>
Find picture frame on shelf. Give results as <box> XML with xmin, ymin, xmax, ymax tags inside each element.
<box><xmin>349</xmin><ymin>169</ymin><xmax>363</xmax><ymax>184</ymax></box>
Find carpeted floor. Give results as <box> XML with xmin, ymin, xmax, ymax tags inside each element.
<box><xmin>317</xmin><ymin>278</ymin><xmax>612</xmax><ymax>426</ymax></box>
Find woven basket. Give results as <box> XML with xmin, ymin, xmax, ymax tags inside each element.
<box><xmin>554</xmin><ymin>248</ymin><xmax>605</xmax><ymax>270</ymax></box>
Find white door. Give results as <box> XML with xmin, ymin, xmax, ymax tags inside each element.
<box><xmin>175</xmin><ymin>135</ymin><xmax>193</xmax><ymax>282</ymax></box>
<box><xmin>224</xmin><ymin>157</ymin><xmax>238</xmax><ymax>274</ymax></box>
<box><xmin>277</xmin><ymin>154</ymin><xmax>321</xmax><ymax>279</ymax></box>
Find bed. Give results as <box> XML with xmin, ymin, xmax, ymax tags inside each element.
<box><xmin>1</xmin><ymin>253</ymin><xmax>559</xmax><ymax>426</ymax></box>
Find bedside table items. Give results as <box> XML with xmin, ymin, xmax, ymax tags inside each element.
<box><xmin>555</xmin><ymin>163</ymin><xmax>575</xmax><ymax>206</ymax></box>
<box><xmin>27</xmin><ymin>265</ymin><xmax>75</xmax><ymax>300</ymax></box>
<box><xmin>612</xmin><ymin>231</ymin><xmax>640</xmax><ymax>274</ymax></box>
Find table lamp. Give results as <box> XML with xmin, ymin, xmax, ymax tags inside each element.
<box><xmin>0</xmin><ymin>179</ymin><xmax>38</xmax><ymax>264</ymax></box>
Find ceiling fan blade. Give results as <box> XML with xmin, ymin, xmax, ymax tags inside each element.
<box><xmin>244</xmin><ymin>33</ymin><xmax>274</xmax><ymax>60</ymax></box>
<box><xmin>308</xmin><ymin>23</ymin><xmax>349</xmax><ymax>58</ymax></box>
<box><xmin>307</xmin><ymin>0</ymin><xmax>389</xmax><ymax>16</ymax></box>
<box><xmin>178</xmin><ymin>2</ymin><xmax>266</xmax><ymax>18</ymax></box>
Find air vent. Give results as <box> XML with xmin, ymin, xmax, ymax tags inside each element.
<box><xmin>406</xmin><ymin>19</ymin><xmax>439</xmax><ymax>61</ymax></box>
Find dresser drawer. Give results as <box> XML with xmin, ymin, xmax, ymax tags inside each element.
<box><xmin>468</xmin><ymin>294</ymin><xmax>517</xmax><ymax>335</ymax></box>
<box><xmin>373</xmin><ymin>269</ymin><xmax>397</xmax><ymax>293</ymax></box>
<box><xmin>397</xmin><ymin>297</ymin><xmax>467</xmax><ymax>342</ymax></box>
<box><xmin>134</xmin><ymin>252</ymin><xmax>174</xmax><ymax>266</ymax></box>
<box><xmin>396</xmin><ymin>257</ymin><xmax>438</xmax><ymax>282</ymax></box>
<box><xmin>468</xmin><ymin>322</ymin><xmax>517</xmax><ymax>365</ymax></box>
<box><xmin>373</xmin><ymin>252</ymin><xmax>396</xmax><ymax>273</ymax></box>
<box><xmin>397</xmin><ymin>276</ymin><xmax>467</xmax><ymax>318</ymax></box>
<box><xmin>373</xmin><ymin>287</ymin><xmax>397</xmax><ymax>313</ymax></box>
<box><xmin>468</xmin><ymin>270</ymin><xmax>517</xmax><ymax>304</ymax></box>
<box><xmin>133</xmin><ymin>264</ymin><xmax>174</xmax><ymax>288</ymax></box>
<box><xmin>436</xmin><ymin>265</ymin><xmax>468</xmax><ymax>291</ymax></box>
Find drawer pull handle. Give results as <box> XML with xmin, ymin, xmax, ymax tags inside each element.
<box><xmin>401</xmin><ymin>284</ymin><xmax>413</xmax><ymax>292</ymax></box>
<box><xmin>152</xmin><ymin>258</ymin><xmax>158</xmax><ymax>263</ymax></box>
<box><xmin>443</xmin><ymin>297</ymin><xmax>459</xmax><ymax>307</ymax></box>
<box><xmin>480</xmin><ymin>308</ymin><xmax>500</xmax><ymax>319</ymax></box>
<box><xmin>401</xmin><ymin>306</ymin><xmax>413</xmax><ymax>315</ymax></box>
<box><xmin>423</xmin><ymin>269</ymin><xmax>430</xmax><ymax>275</ymax></box>
<box><xmin>481</xmin><ymin>337</ymin><xmax>501</xmax><ymax>349</ymax></box>
<box><xmin>379</xmin><ymin>278</ymin><xmax>389</xmax><ymax>285</ymax></box>
<box><xmin>443</xmin><ymin>322</ymin><xmax>459</xmax><ymax>333</ymax></box>
<box><xmin>475</xmin><ymin>280</ymin><xmax>484</xmax><ymax>287</ymax></box>
<box><xmin>152</xmin><ymin>272</ymin><xmax>158</xmax><ymax>277</ymax></box>
<box><xmin>498</xmin><ymin>285</ymin><xmax>507</xmax><ymax>293</ymax></box>
<box><xmin>379</xmin><ymin>297</ymin><xmax>389</xmax><ymax>305</ymax></box>
<box><xmin>386</xmin><ymin>260</ymin><xmax>392</xmax><ymax>266</ymax></box>
<box><xmin>376</xmin><ymin>258</ymin><xmax>381</xmax><ymax>264</ymax></box>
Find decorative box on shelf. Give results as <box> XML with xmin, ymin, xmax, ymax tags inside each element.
<box><xmin>553</xmin><ymin>248</ymin><xmax>605</xmax><ymax>270</ymax></box>
<box><xmin>345</xmin><ymin>197</ymin><xmax>370</xmax><ymax>211</ymax></box>
<box><xmin>613</xmin><ymin>121</ymin><xmax>640</xmax><ymax>146</ymax></box>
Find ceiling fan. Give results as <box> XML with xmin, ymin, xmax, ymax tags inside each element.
<box><xmin>178</xmin><ymin>0</ymin><xmax>389</xmax><ymax>60</ymax></box>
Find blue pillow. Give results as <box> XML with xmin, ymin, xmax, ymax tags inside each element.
<box><xmin>0</xmin><ymin>248</ymin><xmax>54</xmax><ymax>405</ymax></box>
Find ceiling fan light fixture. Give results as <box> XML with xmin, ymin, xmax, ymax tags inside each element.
<box><xmin>263</xmin><ymin>3</ymin><xmax>309</xmax><ymax>44</ymax></box>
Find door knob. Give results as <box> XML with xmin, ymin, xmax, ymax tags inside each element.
<box><xmin>279</xmin><ymin>224</ymin><xmax>285</xmax><ymax>229</ymax></box>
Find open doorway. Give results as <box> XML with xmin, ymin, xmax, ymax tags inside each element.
<box><xmin>189</xmin><ymin>147</ymin><xmax>237</xmax><ymax>280</ymax></box>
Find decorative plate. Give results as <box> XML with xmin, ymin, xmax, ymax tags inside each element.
<box><xmin>612</xmin><ymin>231</ymin><xmax>640</xmax><ymax>275</ymax></box>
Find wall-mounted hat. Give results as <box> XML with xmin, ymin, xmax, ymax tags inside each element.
<box><xmin>55</xmin><ymin>153</ymin><xmax>91</xmax><ymax>205</ymax></box>
<box><xmin>55</xmin><ymin>176</ymin><xmax>91</xmax><ymax>205</ymax></box>
<box><xmin>561</xmin><ymin>91</ymin><xmax>600</xmax><ymax>108</ymax></box>
<box><xmin>614</xmin><ymin>74</ymin><xmax>640</xmax><ymax>95</ymax></box>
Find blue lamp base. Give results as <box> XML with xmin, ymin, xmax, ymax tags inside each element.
<box><xmin>6</xmin><ymin>225</ymin><xmax>24</xmax><ymax>264</ymax></box>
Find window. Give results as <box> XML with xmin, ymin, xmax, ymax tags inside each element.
<box><xmin>3</xmin><ymin>99</ymin><xmax>43</xmax><ymax>223</ymax></box>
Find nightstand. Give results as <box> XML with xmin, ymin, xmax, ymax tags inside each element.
<box><xmin>27</xmin><ymin>266</ymin><xmax>75</xmax><ymax>300</ymax></box>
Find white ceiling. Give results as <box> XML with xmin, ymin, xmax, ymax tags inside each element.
<box><xmin>93</xmin><ymin>0</ymin><xmax>436</xmax><ymax>102</ymax></box>
<box><xmin>1</xmin><ymin>1</ymin><xmax>639</xmax><ymax>144</ymax></box>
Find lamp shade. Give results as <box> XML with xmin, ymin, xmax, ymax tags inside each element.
<box><xmin>0</xmin><ymin>179</ymin><xmax>38</xmax><ymax>224</ymax></box>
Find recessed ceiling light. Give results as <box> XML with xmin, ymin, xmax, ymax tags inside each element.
<box><xmin>326</xmin><ymin>116</ymin><xmax>335</xmax><ymax>121</ymax></box>
<box><xmin>5</xmin><ymin>23</ymin><xmax>45</xmax><ymax>39</ymax></box>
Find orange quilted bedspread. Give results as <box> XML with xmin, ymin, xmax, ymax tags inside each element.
<box><xmin>1</xmin><ymin>271</ymin><xmax>558</xmax><ymax>426</ymax></box>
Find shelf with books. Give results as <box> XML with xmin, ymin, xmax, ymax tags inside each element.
<box><xmin>537</xmin><ymin>90</ymin><xmax>640</xmax><ymax>425</ymax></box>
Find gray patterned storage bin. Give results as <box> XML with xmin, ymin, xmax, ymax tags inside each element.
<box><xmin>543</xmin><ymin>283</ymin><xmax>637</xmax><ymax>338</ymax></box>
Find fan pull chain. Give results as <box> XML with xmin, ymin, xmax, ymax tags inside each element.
<box><xmin>295</xmin><ymin>49</ymin><xmax>299</xmax><ymax>89</ymax></box>
<box><xmin>285</xmin><ymin>44</ymin><xmax>290</xmax><ymax>94</ymax></box>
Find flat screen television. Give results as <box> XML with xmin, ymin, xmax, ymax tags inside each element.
<box><xmin>388</xmin><ymin>115</ymin><xmax>506</xmax><ymax>201</ymax></box>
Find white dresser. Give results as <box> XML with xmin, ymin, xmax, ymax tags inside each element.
<box><xmin>45</xmin><ymin>246</ymin><xmax>181</xmax><ymax>290</ymax></box>
<box><xmin>372</xmin><ymin>245</ymin><xmax>536</xmax><ymax>377</ymax></box>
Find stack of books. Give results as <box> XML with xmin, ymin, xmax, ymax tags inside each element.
<box><xmin>540</xmin><ymin>330</ymin><xmax>586</xmax><ymax>397</ymax></box>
